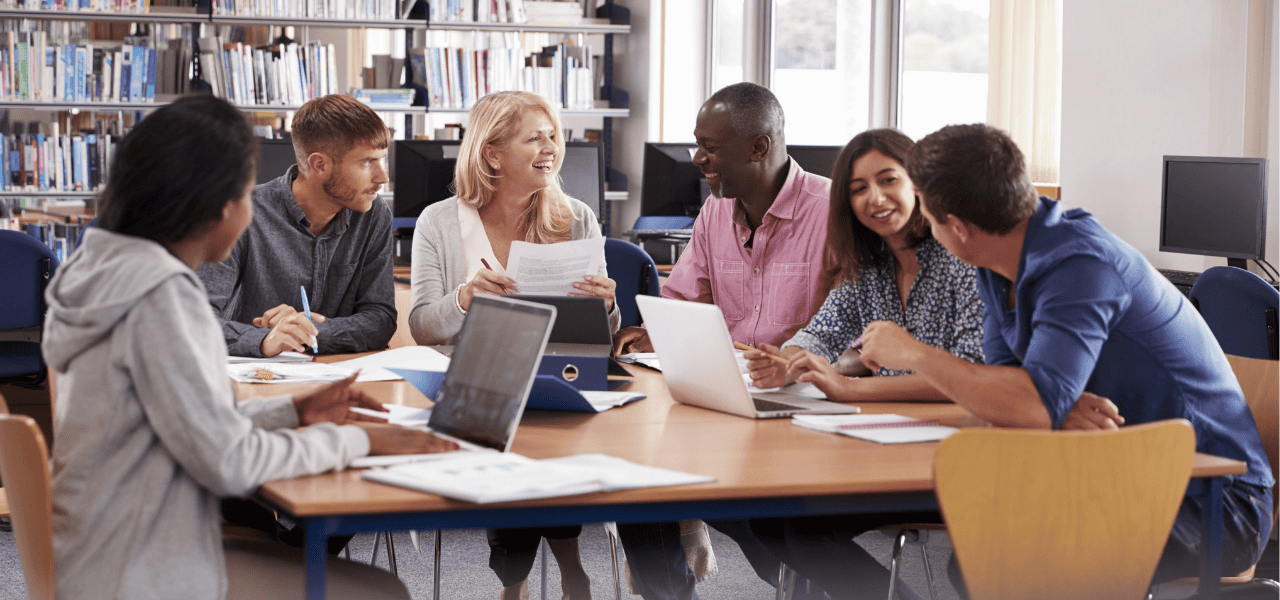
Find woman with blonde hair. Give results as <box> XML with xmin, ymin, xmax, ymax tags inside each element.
<box><xmin>408</xmin><ymin>90</ymin><xmax>620</xmax><ymax>599</ymax></box>
<box><xmin>408</xmin><ymin>90</ymin><xmax>619</xmax><ymax>346</ymax></box>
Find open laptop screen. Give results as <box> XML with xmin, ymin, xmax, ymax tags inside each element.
<box><xmin>428</xmin><ymin>296</ymin><xmax>556</xmax><ymax>451</ymax></box>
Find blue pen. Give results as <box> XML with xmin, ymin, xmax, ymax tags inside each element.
<box><xmin>300</xmin><ymin>285</ymin><xmax>318</xmax><ymax>353</ymax></box>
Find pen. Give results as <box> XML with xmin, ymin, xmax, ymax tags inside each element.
<box><xmin>734</xmin><ymin>342</ymin><xmax>789</xmax><ymax>366</ymax></box>
<box><xmin>480</xmin><ymin>258</ymin><xmax>514</xmax><ymax>294</ymax></box>
<box><xmin>300</xmin><ymin>285</ymin><xmax>318</xmax><ymax>353</ymax></box>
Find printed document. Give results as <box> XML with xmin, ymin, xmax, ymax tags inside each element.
<box><xmin>506</xmin><ymin>237</ymin><xmax>605</xmax><ymax>296</ymax></box>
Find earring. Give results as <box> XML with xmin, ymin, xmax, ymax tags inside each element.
<box><xmin>491</xmin><ymin>163</ymin><xmax>499</xmax><ymax>170</ymax></box>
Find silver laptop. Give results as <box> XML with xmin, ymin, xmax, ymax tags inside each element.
<box><xmin>426</xmin><ymin>295</ymin><xmax>557</xmax><ymax>451</ymax></box>
<box><xmin>635</xmin><ymin>295</ymin><xmax>858</xmax><ymax>419</ymax></box>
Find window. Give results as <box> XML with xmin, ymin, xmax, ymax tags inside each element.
<box><xmin>898</xmin><ymin>0</ymin><xmax>988</xmax><ymax>142</ymax></box>
<box><xmin>771</xmin><ymin>0</ymin><xmax>872</xmax><ymax>144</ymax></box>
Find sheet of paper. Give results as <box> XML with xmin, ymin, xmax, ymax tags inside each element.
<box><xmin>580</xmin><ymin>390</ymin><xmax>646</xmax><ymax>410</ymax></box>
<box><xmin>617</xmin><ymin>352</ymin><xmax>660</xmax><ymax>371</ymax></box>
<box><xmin>506</xmin><ymin>237</ymin><xmax>605</xmax><ymax>295</ymax></box>
<box><xmin>329</xmin><ymin>346</ymin><xmax>451</xmax><ymax>382</ymax></box>
<box><xmin>791</xmin><ymin>414</ymin><xmax>957</xmax><ymax>444</ymax></box>
<box><xmin>227</xmin><ymin>362</ymin><xmax>355</xmax><ymax>384</ymax></box>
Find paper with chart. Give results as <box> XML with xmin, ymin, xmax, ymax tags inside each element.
<box><xmin>506</xmin><ymin>237</ymin><xmax>605</xmax><ymax>296</ymax></box>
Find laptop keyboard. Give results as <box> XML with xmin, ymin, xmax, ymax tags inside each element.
<box><xmin>753</xmin><ymin>398</ymin><xmax>800</xmax><ymax>413</ymax></box>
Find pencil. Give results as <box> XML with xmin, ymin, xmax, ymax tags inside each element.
<box><xmin>481</xmin><ymin>258</ymin><xmax>493</xmax><ymax>270</ymax></box>
<box><xmin>734</xmin><ymin>342</ymin><xmax>789</xmax><ymax>366</ymax></box>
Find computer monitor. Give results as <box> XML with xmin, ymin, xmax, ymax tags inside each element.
<box><xmin>257</xmin><ymin>138</ymin><xmax>297</xmax><ymax>185</ymax></box>
<box><xmin>1159</xmin><ymin>156</ymin><xmax>1268</xmax><ymax>269</ymax></box>
<box><xmin>640</xmin><ymin>142</ymin><xmax>843</xmax><ymax>218</ymax></box>
<box><xmin>393</xmin><ymin>140</ymin><xmax>605</xmax><ymax>220</ymax></box>
<box><xmin>788</xmin><ymin>145</ymin><xmax>843</xmax><ymax>180</ymax></box>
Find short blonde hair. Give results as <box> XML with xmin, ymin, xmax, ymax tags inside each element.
<box><xmin>455</xmin><ymin>91</ymin><xmax>574</xmax><ymax>244</ymax></box>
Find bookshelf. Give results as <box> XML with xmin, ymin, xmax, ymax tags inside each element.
<box><xmin>1</xmin><ymin>1</ymin><xmax>633</xmax><ymax>233</ymax></box>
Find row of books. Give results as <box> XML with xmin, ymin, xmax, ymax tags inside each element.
<box><xmin>1</xmin><ymin>124</ymin><xmax>117</xmax><ymax>193</ymax></box>
<box><xmin>22</xmin><ymin>219</ymin><xmax>87</xmax><ymax>263</ymax></box>
<box><xmin>211</xmin><ymin>0</ymin><xmax>400</xmax><ymax>21</ymax></box>
<box><xmin>0</xmin><ymin>0</ymin><xmax>155</xmax><ymax>13</ymax></box>
<box><xmin>428</xmin><ymin>0</ymin><xmax>530</xmax><ymax>23</ymax></box>
<box><xmin>410</xmin><ymin>30</ymin><xmax>596</xmax><ymax>111</ymax></box>
<box><xmin>0</xmin><ymin>28</ymin><xmax>196</xmax><ymax>102</ymax></box>
<box><xmin>196</xmin><ymin>38</ymin><xmax>338</xmax><ymax>106</ymax></box>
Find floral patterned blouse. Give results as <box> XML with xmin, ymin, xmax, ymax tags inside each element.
<box><xmin>784</xmin><ymin>238</ymin><xmax>985</xmax><ymax>376</ymax></box>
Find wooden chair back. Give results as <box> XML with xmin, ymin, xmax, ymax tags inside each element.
<box><xmin>1226</xmin><ymin>354</ymin><xmax>1279</xmax><ymax>529</ymax></box>
<box><xmin>934</xmin><ymin>419</ymin><xmax>1195</xmax><ymax>600</ymax></box>
<box><xmin>0</xmin><ymin>400</ymin><xmax>56</xmax><ymax>600</ymax></box>
<box><xmin>389</xmin><ymin>286</ymin><xmax>416</xmax><ymax>350</ymax></box>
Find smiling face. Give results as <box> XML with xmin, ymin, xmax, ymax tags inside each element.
<box><xmin>692</xmin><ymin>102</ymin><xmax>755</xmax><ymax>200</ymax></box>
<box><xmin>486</xmin><ymin>108</ymin><xmax>559</xmax><ymax>201</ymax></box>
<box><xmin>848</xmin><ymin>149</ymin><xmax>918</xmax><ymax>247</ymax></box>
<box><xmin>322</xmin><ymin>142</ymin><xmax>389</xmax><ymax>212</ymax></box>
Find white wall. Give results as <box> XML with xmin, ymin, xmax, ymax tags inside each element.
<box><xmin>1061</xmin><ymin>0</ymin><xmax>1278</xmax><ymax>273</ymax></box>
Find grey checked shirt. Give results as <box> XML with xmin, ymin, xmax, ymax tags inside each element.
<box><xmin>198</xmin><ymin>166</ymin><xmax>396</xmax><ymax>356</ymax></box>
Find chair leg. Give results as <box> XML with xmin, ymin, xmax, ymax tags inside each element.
<box><xmin>887</xmin><ymin>530</ymin><xmax>907</xmax><ymax>600</ymax></box>
<box><xmin>370</xmin><ymin>531</ymin><xmax>382</xmax><ymax>566</ymax></box>
<box><xmin>433</xmin><ymin>530</ymin><xmax>442</xmax><ymax>600</ymax></box>
<box><xmin>918</xmin><ymin>544</ymin><xmax>937</xmax><ymax>600</ymax></box>
<box><xmin>539</xmin><ymin>537</ymin><xmax>549</xmax><ymax>600</ymax></box>
<box><xmin>385</xmin><ymin>531</ymin><xmax>398</xmax><ymax>577</ymax></box>
<box><xmin>607</xmin><ymin>526</ymin><xmax>622</xmax><ymax>600</ymax></box>
<box><xmin>776</xmin><ymin>563</ymin><xmax>787</xmax><ymax>600</ymax></box>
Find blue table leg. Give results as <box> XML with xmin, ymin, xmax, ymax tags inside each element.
<box><xmin>1196</xmin><ymin>477</ymin><xmax>1223</xmax><ymax>599</ymax></box>
<box><xmin>304</xmin><ymin>518</ymin><xmax>330</xmax><ymax>600</ymax></box>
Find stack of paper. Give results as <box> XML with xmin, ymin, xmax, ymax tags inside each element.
<box><xmin>792</xmin><ymin>414</ymin><xmax>958</xmax><ymax>444</ymax></box>
<box><xmin>227</xmin><ymin>362</ymin><xmax>355</xmax><ymax>384</ymax></box>
<box><xmin>362</xmin><ymin>452</ymin><xmax>714</xmax><ymax>504</ymax></box>
<box><xmin>329</xmin><ymin>346</ymin><xmax>451</xmax><ymax>382</ymax></box>
<box><xmin>228</xmin><ymin>351</ymin><xmax>313</xmax><ymax>364</ymax></box>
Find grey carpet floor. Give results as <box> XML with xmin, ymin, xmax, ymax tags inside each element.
<box><xmin>0</xmin><ymin>522</ymin><xmax>959</xmax><ymax>600</ymax></box>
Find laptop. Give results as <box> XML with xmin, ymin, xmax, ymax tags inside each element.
<box><xmin>635</xmin><ymin>295</ymin><xmax>858</xmax><ymax>419</ymax></box>
<box><xmin>424</xmin><ymin>295</ymin><xmax>557</xmax><ymax>451</ymax></box>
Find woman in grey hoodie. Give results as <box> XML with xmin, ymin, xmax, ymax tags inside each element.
<box><xmin>41</xmin><ymin>94</ymin><xmax>456</xmax><ymax>600</ymax></box>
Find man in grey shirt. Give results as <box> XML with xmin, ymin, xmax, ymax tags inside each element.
<box><xmin>199</xmin><ymin>94</ymin><xmax>396</xmax><ymax>357</ymax></box>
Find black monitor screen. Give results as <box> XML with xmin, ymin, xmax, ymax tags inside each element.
<box><xmin>1159</xmin><ymin>156</ymin><xmax>1268</xmax><ymax>261</ymax></box>
<box><xmin>393</xmin><ymin>140</ymin><xmax>604</xmax><ymax>220</ymax></box>
<box><xmin>257</xmin><ymin>139</ymin><xmax>297</xmax><ymax>185</ymax></box>
<box><xmin>640</xmin><ymin>142</ymin><xmax>842</xmax><ymax>218</ymax></box>
<box><xmin>640</xmin><ymin>143</ymin><xmax>705</xmax><ymax>218</ymax></box>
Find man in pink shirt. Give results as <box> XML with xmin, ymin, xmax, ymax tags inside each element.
<box><xmin>611</xmin><ymin>82</ymin><xmax>836</xmax><ymax>599</ymax></box>
<box><xmin>614</xmin><ymin>82</ymin><xmax>834</xmax><ymax>354</ymax></box>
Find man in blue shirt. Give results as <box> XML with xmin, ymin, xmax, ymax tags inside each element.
<box><xmin>854</xmin><ymin>124</ymin><xmax>1273</xmax><ymax>589</ymax></box>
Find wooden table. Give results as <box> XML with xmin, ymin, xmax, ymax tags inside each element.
<box><xmin>243</xmin><ymin>361</ymin><xmax>1246</xmax><ymax>599</ymax></box>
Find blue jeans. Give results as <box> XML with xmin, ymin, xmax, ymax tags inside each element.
<box><xmin>615</xmin><ymin>522</ymin><xmax>700</xmax><ymax>600</ymax></box>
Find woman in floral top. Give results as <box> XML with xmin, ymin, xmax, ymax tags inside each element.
<box><xmin>746</xmin><ymin>128</ymin><xmax>984</xmax><ymax>401</ymax></box>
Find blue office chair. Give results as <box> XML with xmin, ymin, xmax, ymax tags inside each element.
<box><xmin>604</xmin><ymin>238</ymin><xmax>660</xmax><ymax>329</ymax></box>
<box><xmin>1190</xmin><ymin>266</ymin><xmax>1280</xmax><ymax>360</ymax></box>
<box><xmin>0</xmin><ymin>230</ymin><xmax>59</xmax><ymax>386</ymax></box>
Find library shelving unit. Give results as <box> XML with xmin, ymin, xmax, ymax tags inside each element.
<box><xmin>0</xmin><ymin>1</ymin><xmax>633</xmax><ymax>235</ymax></box>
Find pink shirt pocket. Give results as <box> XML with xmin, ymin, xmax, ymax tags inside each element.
<box><xmin>713</xmin><ymin>259</ymin><xmax>748</xmax><ymax>321</ymax></box>
<box><xmin>767</xmin><ymin>262</ymin><xmax>813</xmax><ymax>326</ymax></box>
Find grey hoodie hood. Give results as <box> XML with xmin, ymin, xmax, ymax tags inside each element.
<box><xmin>43</xmin><ymin>227</ymin><xmax>201</xmax><ymax>373</ymax></box>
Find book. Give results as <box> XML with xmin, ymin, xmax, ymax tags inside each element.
<box><xmin>791</xmin><ymin>414</ymin><xmax>959</xmax><ymax>444</ymax></box>
<box><xmin>361</xmin><ymin>452</ymin><xmax>714</xmax><ymax>504</ymax></box>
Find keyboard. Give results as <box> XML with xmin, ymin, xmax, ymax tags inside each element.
<box><xmin>1158</xmin><ymin>269</ymin><xmax>1201</xmax><ymax>287</ymax></box>
<box><xmin>753</xmin><ymin>397</ymin><xmax>800</xmax><ymax>413</ymax></box>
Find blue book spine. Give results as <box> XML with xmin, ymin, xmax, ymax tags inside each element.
<box><xmin>1</xmin><ymin>134</ymin><xmax>9</xmax><ymax>191</ymax></box>
<box><xmin>119</xmin><ymin>47</ymin><xmax>132</xmax><ymax>103</ymax></box>
<box><xmin>74</xmin><ymin>46</ymin><xmax>86</xmax><ymax>103</ymax></box>
<box><xmin>130</xmin><ymin>45</ymin><xmax>144</xmax><ymax>105</ymax></box>
<box><xmin>145</xmin><ymin>48</ymin><xmax>157</xmax><ymax>102</ymax></box>
<box><xmin>36</xmin><ymin>132</ymin><xmax>46</xmax><ymax>190</ymax></box>
<box><xmin>63</xmin><ymin>45</ymin><xmax>73</xmax><ymax>102</ymax></box>
<box><xmin>8</xmin><ymin>143</ymin><xmax>20</xmax><ymax>190</ymax></box>
<box><xmin>71</xmin><ymin>137</ymin><xmax>83</xmax><ymax>191</ymax></box>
